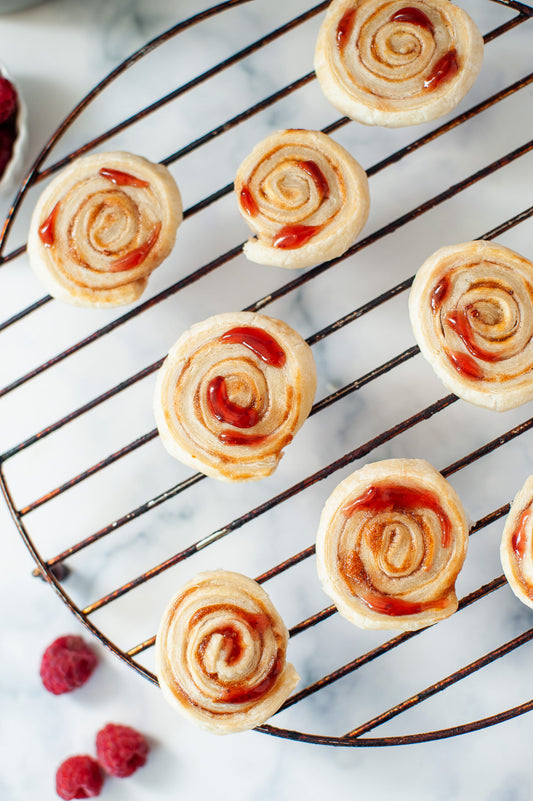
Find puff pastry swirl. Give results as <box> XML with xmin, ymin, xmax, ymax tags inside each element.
<box><xmin>500</xmin><ymin>476</ymin><xmax>533</xmax><ymax>611</ymax></box>
<box><xmin>153</xmin><ymin>312</ymin><xmax>317</xmax><ymax>481</ymax></box>
<box><xmin>234</xmin><ymin>129</ymin><xmax>370</xmax><ymax>269</ymax></box>
<box><xmin>28</xmin><ymin>151</ymin><xmax>182</xmax><ymax>307</ymax></box>
<box><xmin>316</xmin><ymin>459</ymin><xmax>469</xmax><ymax>631</ymax></box>
<box><xmin>409</xmin><ymin>241</ymin><xmax>533</xmax><ymax>411</ymax></box>
<box><xmin>156</xmin><ymin>570</ymin><xmax>299</xmax><ymax>734</ymax></box>
<box><xmin>314</xmin><ymin>0</ymin><xmax>484</xmax><ymax>127</ymax></box>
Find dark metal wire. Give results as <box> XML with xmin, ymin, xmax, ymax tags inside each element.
<box><xmin>2</xmin><ymin>0</ymin><xmax>533</xmax><ymax>747</ymax></box>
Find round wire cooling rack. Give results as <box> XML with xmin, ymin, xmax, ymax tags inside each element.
<box><xmin>2</xmin><ymin>0</ymin><xmax>533</xmax><ymax>747</ymax></box>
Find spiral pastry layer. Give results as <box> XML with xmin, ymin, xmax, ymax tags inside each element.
<box><xmin>28</xmin><ymin>151</ymin><xmax>182</xmax><ymax>307</ymax></box>
<box><xmin>500</xmin><ymin>476</ymin><xmax>533</xmax><ymax>611</ymax></box>
<box><xmin>234</xmin><ymin>129</ymin><xmax>370</xmax><ymax>269</ymax></box>
<box><xmin>153</xmin><ymin>312</ymin><xmax>317</xmax><ymax>481</ymax></box>
<box><xmin>409</xmin><ymin>241</ymin><xmax>533</xmax><ymax>411</ymax></box>
<box><xmin>314</xmin><ymin>0</ymin><xmax>484</xmax><ymax>127</ymax></box>
<box><xmin>156</xmin><ymin>570</ymin><xmax>299</xmax><ymax>734</ymax></box>
<box><xmin>316</xmin><ymin>459</ymin><xmax>469</xmax><ymax>630</ymax></box>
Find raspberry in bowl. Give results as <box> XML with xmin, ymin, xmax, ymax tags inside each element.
<box><xmin>0</xmin><ymin>63</ymin><xmax>27</xmax><ymax>194</ymax></box>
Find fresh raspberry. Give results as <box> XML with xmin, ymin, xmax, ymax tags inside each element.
<box><xmin>96</xmin><ymin>723</ymin><xmax>149</xmax><ymax>778</ymax></box>
<box><xmin>40</xmin><ymin>635</ymin><xmax>98</xmax><ymax>695</ymax></box>
<box><xmin>0</xmin><ymin>125</ymin><xmax>14</xmax><ymax>177</ymax></box>
<box><xmin>55</xmin><ymin>755</ymin><xmax>103</xmax><ymax>799</ymax></box>
<box><xmin>0</xmin><ymin>77</ymin><xmax>17</xmax><ymax>124</ymax></box>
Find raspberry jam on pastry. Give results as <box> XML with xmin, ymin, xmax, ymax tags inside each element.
<box><xmin>409</xmin><ymin>241</ymin><xmax>533</xmax><ymax>410</ymax></box>
<box><xmin>315</xmin><ymin>0</ymin><xmax>483</xmax><ymax>127</ymax></box>
<box><xmin>109</xmin><ymin>222</ymin><xmax>161</xmax><ymax>272</ymax></box>
<box><xmin>98</xmin><ymin>167</ymin><xmax>150</xmax><ymax>187</ymax></box>
<box><xmin>29</xmin><ymin>151</ymin><xmax>182</xmax><ymax>307</ymax></box>
<box><xmin>38</xmin><ymin>202</ymin><xmax>60</xmax><ymax>248</ymax></box>
<box><xmin>154</xmin><ymin>312</ymin><xmax>316</xmax><ymax>481</ymax></box>
<box><xmin>207</xmin><ymin>375</ymin><xmax>260</xmax><ymax>429</ymax></box>
<box><xmin>234</xmin><ymin>129</ymin><xmax>369</xmax><ymax>269</ymax></box>
<box><xmin>273</xmin><ymin>224</ymin><xmax>322</xmax><ymax>250</ymax></box>
<box><xmin>342</xmin><ymin>483</ymin><xmax>452</xmax><ymax>548</ymax></box>
<box><xmin>390</xmin><ymin>7</ymin><xmax>434</xmax><ymax>31</ymax></box>
<box><xmin>424</xmin><ymin>50</ymin><xmax>459</xmax><ymax>91</ymax></box>
<box><xmin>239</xmin><ymin>185</ymin><xmax>259</xmax><ymax>217</ymax></box>
<box><xmin>316</xmin><ymin>459</ymin><xmax>469</xmax><ymax>631</ymax></box>
<box><xmin>219</xmin><ymin>326</ymin><xmax>286</xmax><ymax>366</ymax></box>
<box><xmin>156</xmin><ymin>571</ymin><xmax>299</xmax><ymax>733</ymax></box>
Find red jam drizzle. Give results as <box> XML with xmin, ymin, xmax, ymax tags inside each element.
<box><xmin>218</xmin><ymin>431</ymin><xmax>268</xmax><ymax>446</ymax></box>
<box><xmin>211</xmin><ymin>612</ymin><xmax>269</xmax><ymax>665</ymax></box>
<box><xmin>430</xmin><ymin>276</ymin><xmax>450</xmax><ymax>313</ymax></box>
<box><xmin>109</xmin><ymin>222</ymin><xmax>161</xmax><ymax>272</ymax></box>
<box><xmin>195</xmin><ymin>606</ymin><xmax>281</xmax><ymax>704</ymax></box>
<box><xmin>343</xmin><ymin>483</ymin><xmax>452</xmax><ymax>548</ymax></box>
<box><xmin>222</xmin><ymin>657</ymin><xmax>283</xmax><ymax>704</ymax></box>
<box><xmin>390</xmin><ymin>6</ymin><xmax>434</xmax><ymax>31</ymax></box>
<box><xmin>296</xmin><ymin>160</ymin><xmax>329</xmax><ymax>200</ymax></box>
<box><xmin>358</xmin><ymin>590</ymin><xmax>447</xmax><ymax>617</ymax></box>
<box><xmin>424</xmin><ymin>50</ymin><xmax>459</xmax><ymax>91</ymax></box>
<box><xmin>445</xmin><ymin>308</ymin><xmax>498</xmax><ymax>363</ymax></box>
<box><xmin>340</xmin><ymin>483</ymin><xmax>453</xmax><ymax>618</ymax></box>
<box><xmin>38</xmin><ymin>202</ymin><xmax>60</xmax><ymax>247</ymax></box>
<box><xmin>446</xmin><ymin>349</ymin><xmax>484</xmax><ymax>380</ymax></box>
<box><xmin>512</xmin><ymin>508</ymin><xmax>531</xmax><ymax>562</ymax></box>
<box><xmin>240</xmin><ymin>184</ymin><xmax>259</xmax><ymax>217</ymax></box>
<box><xmin>207</xmin><ymin>375</ymin><xmax>260</xmax><ymax>429</ymax></box>
<box><xmin>219</xmin><ymin>326</ymin><xmax>286</xmax><ymax>367</ymax></box>
<box><xmin>209</xmin><ymin>328</ymin><xmax>285</xmax><ymax>441</ymax></box>
<box><xmin>273</xmin><ymin>224</ymin><xmax>321</xmax><ymax>250</ymax></box>
<box><xmin>336</xmin><ymin>8</ymin><xmax>356</xmax><ymax>48</ymax></box>
<box><xmin>99</xmin><ymin>167</ymin><xmax>149</xmax><ymax>188</ymax></box>
<box><xmin>210</xmin><ymin>626</ymin><xmax>243</xmax><ymax>666</ymax></box>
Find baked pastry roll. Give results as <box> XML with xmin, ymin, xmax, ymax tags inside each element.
<box><xmin>316</xmin><ymin>459</ymin><xmax>469</xmax><ymax>630</ymax></box>
<box><xmin>234</xmin><ymin>129</ymin><xmax>369</xmax><ymax>269</ymax></box>
<box><xmin>314</xmin><ymin>0</ymin><xmax>484</xmax><ymax>127</ymax></box>
<box><xmin>156</xmin><ymin>570</ymin><xmax>299</xmax><ymax>734</ymax></box>
<box><xmin>409</xmin><ymin>241</ymin><xmax>533</xmax><ymax>411</ymax></box>
<box><xmin>28</xmin><ymin>151</ymin><xmax>182</xmax><ymax>307</ymax></box>
<box><xmin>500</xmin><ymin>476</ymin><xmax>533</xmax><ymax>611</ymax></box>
<box><xmin>154</xmin><ymin>312</ymin><xmax>316</xmax><ymax>481</ymax></box>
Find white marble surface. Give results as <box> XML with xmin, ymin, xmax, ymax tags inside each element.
<box><xmin>1</xmin><ymin>0</ymin><xmax>533</xmax><ymax>798</ymax></box>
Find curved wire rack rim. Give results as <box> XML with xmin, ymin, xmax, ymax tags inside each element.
<box><xmin>256</xmin><ymin>698</ymin><xmax>533</xmax><ymax>746</ymax></box>
<box><xmin>3</xmin><ymin>0</ymin><xmax>533</xmax><ymax>748</ymax></box>
<box><xmin>0</xmin><ymin>465</ymin><xmax>156</xmax><ymax>684</ymax></box>
<box><xmin>8</xmin><ymin>430</ymin><xmax>530</xmax><ymax>750</ymax></box>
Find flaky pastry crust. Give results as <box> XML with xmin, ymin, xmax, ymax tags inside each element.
<box><xmin>28</xmin><ymin>151</ymin><xmax>182</xmax><ymax>307</ymax></box>
<box><xmin>316</xmin><ymin>459</ymin><xmax>469</xmax><ymax>631</ymax></box>
<box><xmin>156</xmin><ymin>570</ymin><xmax>299</xmax><ymax>734</ymax></box>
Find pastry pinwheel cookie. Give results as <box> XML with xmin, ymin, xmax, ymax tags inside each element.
<box><xmin>154</xmin><ymin>312</ymin><xmax>317</xmax><ymax>481</ymax></box>
<box><xmin>234</xmin><ymin>129</ymin><xmax>369</xmax><ymax>269</ymax></box>
<box><xmin>314</xmin><ymin>0</ymin><xmax>484</xmax><ymax>127</ymax></box>
<box><xmin>28</xmin><ymin>151</ymin><xmax>182</xmax><ymax>307</ymax></box>
<box><xmin>409</xmin><ymin>241</ymin><xmax>533</xmax><ymax>411</ymax></box>
<box><xmin>500</xmin><ymin>476</ymin><xmax>533</xmax><ymax>611</ymax></box>
<box><xmin>316</xmin><ymin>459</ymin><xmax>469</xmax><ymax>630</ymax></box>
<box><xmin>156</xmin><ymin>570</ymin><xmax>299</xmax><ymax>734</ymax></box>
